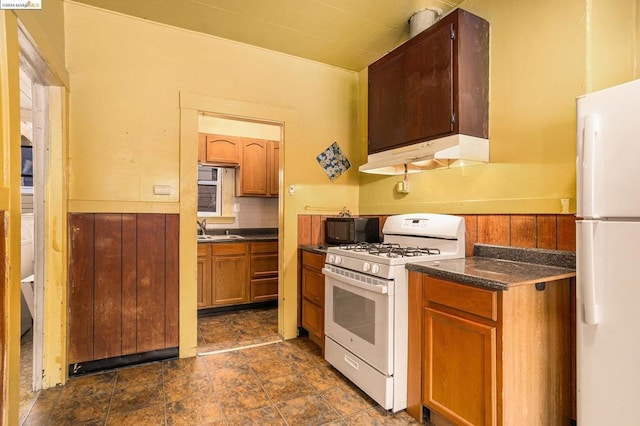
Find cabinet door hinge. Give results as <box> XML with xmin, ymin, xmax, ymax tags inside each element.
<box><xmin>451</xmin><ymin>27</ymin><xmax>456</xmax><ymax>40</ymax></box>
<box><xmin>451</xmin><ymin>113</ymin><xmax>456</xmax><ymax>124</ymax></box>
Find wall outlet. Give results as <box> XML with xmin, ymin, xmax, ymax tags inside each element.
<box><xmin>232</xmin><ymin>203</ymin><xmax>240</xmax><ymax>213</ymax></box>
<box><xmin>560</xmin><ymin>198</ymin><xmax>570</xmax><ymax>214</ymax></box>
<box><xmin>153</xmin><ymin>184</ymin><xmax>171</xmax><ymax>195</ymax></box>
<box><xmin>396</xmin><ymin>180</ymin><xmax>409</xmax><ymax>194</ymax></box>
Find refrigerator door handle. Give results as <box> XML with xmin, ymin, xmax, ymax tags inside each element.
<box><xmin>578</xmin><ymin>114</ymin><xmax>599</xmax><ymax>218</ymax></box>
<box><xmin>580</xmin><ymin>222</ymin><xmax>600</xmax><ymax>325</ymax></box>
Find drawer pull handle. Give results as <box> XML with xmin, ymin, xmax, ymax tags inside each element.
<box><xmin>344</xmin><ymin>355</ymin><xmax>359</xmax><ymax>370</ymax></box>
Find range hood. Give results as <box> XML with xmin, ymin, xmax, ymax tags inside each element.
<box><xmin>359</xmin><ymin>134</ymin><xmax>489</xmax><ymax>175</ymax></box>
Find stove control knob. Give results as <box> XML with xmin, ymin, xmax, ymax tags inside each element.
<box><xmin>371</xmin><ymin>264</ymin><xmax>380</xmax><ymax>274</ymax></box>
<box><xmin>334</xmin><ymin>255</ymin><xmax>342</xmax><ymax>265</ymax></box>
<box><xmin>328</xmin><ymin>254</ymin><xmax>335</xmax><ymax>263</ymax></box>
<box><xmin>363</xmin><ymin>262</ymin><xmax>371</xmax><ymax>272</ymax></box>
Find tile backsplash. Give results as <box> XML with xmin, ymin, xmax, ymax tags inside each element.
<box><xmin>209</xmin><ymin>197</ymin><xmax>278</xmax><ymax>229</ymax></box>
<box><xmin>298</xmin><ymin>213</ymin><xmax>576</xmax><ymax>256</ymax></box>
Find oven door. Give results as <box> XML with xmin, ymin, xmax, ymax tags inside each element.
<box><xmin>323</xmin><ymin>265</ymin><xmax>394</xmax><ymax>375</ymax></box>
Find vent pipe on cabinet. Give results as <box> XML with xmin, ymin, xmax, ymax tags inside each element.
<box><xmin>409</xmin><ymin>8</ymin><xmax>441</xmax><ymax>38</ymax></box>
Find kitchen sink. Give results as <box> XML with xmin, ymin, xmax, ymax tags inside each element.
<box><xmin>197</xmin><ymin>234</ymin><xmax>244</xmax><ymax>241</ymax></box>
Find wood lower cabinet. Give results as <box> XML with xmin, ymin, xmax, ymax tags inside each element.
<box><xmin>425</xmin><ymin>307</ymin><xmax>497</xmax><ymax>425</ymax></box>
<box><xmin>250</xmin><ymin>241</ymin><xmax>278</xmax><ymax>302</ymax></box>
<box><xmin>210</xmin><ymin>242</ymin><xmax>249</xmax><ymax>306</ymax></box>
<box><xmin>197</xmin><ymin>243</ymin><xmax>210</xmax><ymax>308</ymax></box>
<box><xmin>408</xmin><ymin>272</ymin><xmax>572</xmax><ymax>425</ymax></box>
<box><xmin>198</xmin><ymin>240</ymin><xmax>278</xmax><ymax>309</ymax></box>
<box><xmin>300</xmin><ymin>250</ymin><xmax>326</xmax><ymax>351</ymax></box>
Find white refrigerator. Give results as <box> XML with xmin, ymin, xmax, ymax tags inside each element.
<box><xmin>576</xmin><ymin>78</ymin><xmax>640</xmax><ymax>425</ymax></box>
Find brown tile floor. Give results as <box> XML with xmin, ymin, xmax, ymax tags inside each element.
<box><xmin>22</xmin><ymin>308</ymin><xmax>420</xmax><ymax>425</ymax></box>
<box><xmin>197</xmin><ymin>307</ymin><xmax>281</xmax><ymax>353</ymax></box>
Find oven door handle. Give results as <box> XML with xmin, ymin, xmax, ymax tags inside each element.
<box><xmin>322</xmin><ymin>268</ymin><xmax>388</xmax><ymax>295</ymax></box>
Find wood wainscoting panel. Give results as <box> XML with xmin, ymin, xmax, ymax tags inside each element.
<box><xmin>299</xmin><ymin>213</ymin><xmax>575</xmax><ymax>254</ymax></box>
<box><xmin>165</xmin><ymin>214</ymin><xmax>180</xmax><ymax>348</ymax></box>
<box><xmin>68</xmin><ymin>214</ymin><xmax>96</xmax><ymax>363</ymax></box>
<box><xmin>537</xmin><ymin>215</ymin><xmax>558</xmax><ymax>249</ymax></box>
<box><xmin>121</xmin><ymin>214</ymin><xmax>138</xmax><ymax>355</ymax></box>
<box><xmin>462</xmin><ymin>215</ymin><xmax>478</xmax><ymax>257</ymax></box>
<box><xmin>136</xmin><ymin>214</ymin><xmax>167</xmax><ymax>353</ymax></box>
<box><xmin>68</xmin><ymin>213</ymin><xmax>179</xmax><ymax>364</ymax></box>
<box><xmin>557</xmin><ymin>215</ymin><xmax>576</xmax><ymax>251</ymax></box>
<box><xmin>93</xmin><ymin>214</ymin><xmax>124</xmax><ymax>360</ymax></box>
<box><xmin>477</xmin><ymin>215</ymin><xmax>511</xmax><ymax>246</ymax></box>
<box><xmin>297</xmin><ymin>215</ymin><xmax>312</xmax><ymax>246</ymax></box>
<box><xmin>510</xmin><ymin>215</ymin><xmax>537</xmax><ymax>248</ymax></box>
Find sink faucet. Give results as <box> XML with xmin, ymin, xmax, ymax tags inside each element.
<box><xmin>197</xmin><ymin>219</ymin><xmax>207</xmax><ymax>236</ymax></box>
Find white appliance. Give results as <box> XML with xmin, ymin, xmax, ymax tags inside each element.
<box><xmin>576</xmin><ymin>78</ymin><xmax>640</xmax><ymax>425</ymax></box>
<box><xmin>323</xmin><ymin>213</ymin><xmax>465</xmax><ymax>412</ymax></box>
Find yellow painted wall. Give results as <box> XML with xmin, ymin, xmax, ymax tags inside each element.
<box><xmin>359</xmin><ymin>0</ymin><xmax>638</xmax><ymax>215</ymax></box>
<box><xmin>64</xmin><ymin>2</ymin><xmax>360</xmax><ymax>360</ymax></box>
<box><xmin>15</xmin><ymin>0</ymin><xmax>68</xmax><ymax>87</ymax></box>
<box><xmin>1</xmin><ymin>3</ymin><xmax>68</xmax><ymax>422</ymax></box>
<box><xmin>588</xmin><ymin>0</ymin><xmax>639</xmax><ymax>91</ymax></box>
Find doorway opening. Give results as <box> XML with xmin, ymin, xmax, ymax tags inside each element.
<box><xmin>18</xmin><ymin>55</ymin><xmax>49</xmax><ymax>423</ymax></box>
<box><xmin>196</xmin><ymin>114</ymin><xmax>282</xmax><ymax>354</ymax></box>
<box><xmin>17</xmin><ymin>22</ymin><xmax>65</xmax><ymax>424</ymax></box>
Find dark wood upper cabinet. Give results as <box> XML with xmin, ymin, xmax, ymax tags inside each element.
<box><xmin>367</xmin><ymin>9</ymin><xmax>489</xmax><ymax>154</ymax></box>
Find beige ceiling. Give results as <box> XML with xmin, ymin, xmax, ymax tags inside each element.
<box><xmin>71</xmin><ymin>0</ymin><xmax>462</xmax><ymax>71</ymax></box>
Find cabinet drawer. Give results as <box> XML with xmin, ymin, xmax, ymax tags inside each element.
<box><xmin>301</xmin><ymin>298</ymin><xmax>323</xmax><ymax>339</ymax></box>
<box><xmin>212</xmin><ymin>242</ymin><xmax>248</xmax><ymax>255</ymax></box>
<box><xmin>251</xmin><ymin>277</ymin><xmax>278</xmax><ymax>302</ymax></box>
<box><xmin>424</xmin><ymin>277</ymin><xmax>497</xmax><ymax>321</ymax></box>
<box><xmin>251</xmin><ymin>241</ymin><xmax>277</xmax><ymax>253</ymax></box>
<box><xmin>302</xmin><ymin>250</ymin><xmax>324</xmax><ymax>272</ymax></box>
<box><xmin>197</xmin><ymin>243</ymin><xmax>209</xmax><ymax>257</ymax></box>
<box><xmin>251</xmin><ymin>253</ymin><xmax>278</xmax><ymax>278</ymax></box>
<box><xmin>302</xmin><ymin>268</ymin><xmax>324</xmax><ymax>306</ymax></box>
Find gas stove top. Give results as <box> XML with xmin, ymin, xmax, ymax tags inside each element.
<box><xmin>335</xmin><ymin>242</ymin><xmax>442</xmax><ymax>258</ymax></box>
<box><xmin>325</xmin><ymin>213</ymin><xmax>466</xmax><ymax>278</ymax></box>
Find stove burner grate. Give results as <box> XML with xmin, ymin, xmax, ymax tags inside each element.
<box><xmin>337</xmin><ymin>242</ymin><xmax>442</xmax><ymax>258</ymax></box>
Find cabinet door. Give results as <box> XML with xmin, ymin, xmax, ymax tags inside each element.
<box><xmin>205</xmin><ymin>134</ymin><xmax>240</xmax><ymax>165</ymax></box>
<box><xmin>368</xmin><ymin>52</ymin><xmax>405</xmax><ymax>154</ymax></box>
<box><xmin>250</xmin><ymin>277</ymin><xmax>278</xmax><ymax>302</ymax></box>
<box><xmin>197</xmin><ymin>254</ymin><xmax>209</xmax><ymax>308</ymax></box>
<box><xmin>238</xmin><ymin>139</ymin><xmax>268</xmax><ymax>196</ymax></box>
<box><xmin>301</xmin><ymin>250</ymin><xmax>324</xmax><ymax>272</ymax></box>
<box><xmin>423</xmin><ymin>307</ymin><xmax>497</xmax><ymax>426</ymax></box>
<box><xmin>405</xmin><ymin>22</ymin><xmax>454</xmax><ymax>143</ymax></box>
<box><xmin>251</xmin><ymin>253</ymin><xmax>278</xmax><ymax>278</ymax></box>
<box><xmin>268</xmin><ymin>141</ymin><xmax>279</xmax><ymax>197</ymax></box>
<box><xmin>302</xmin><ymin>267</ymin><xmax>324</xmax><ymax>307</ymax></box>
<box><xmin>211</xmin><ymin>254</ymin><xmax>248</xmax><ymax>306</ymax></box>
<box><xmin>302</xmin><ymin>298</ymin><xmax>323</xmax><ymax>341</ymax></box>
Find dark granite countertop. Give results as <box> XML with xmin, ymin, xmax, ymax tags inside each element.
<box><xmin>299</xmin><ymin>245</ymin><xmax>329</xmax><ymax>255</ymax></box>
<box><xmin>197</xmin><ymin>228</ymin><xmax>278</xmax><ymax>243</ymax></box>
<box><xmin>406</xmin><ymin>244</ymin><xmax>576</xmax><ymax>291</ymax></box>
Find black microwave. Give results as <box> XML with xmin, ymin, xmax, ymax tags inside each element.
<box><xmin>325</xmin><ymin>217</ymin><xmax>380</xmax><ymax>245</ymax></box>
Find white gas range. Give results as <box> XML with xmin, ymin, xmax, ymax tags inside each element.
<box><xmin>323</xmin><ymin>213</ymin><xmax>465</xmax><ymax>412</ymax></box>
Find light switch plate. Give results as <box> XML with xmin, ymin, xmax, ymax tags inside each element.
<box><xmin>154</xmin><ymin>185</ymin><xmax>171</xmax><ymax>195</ymax></box>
